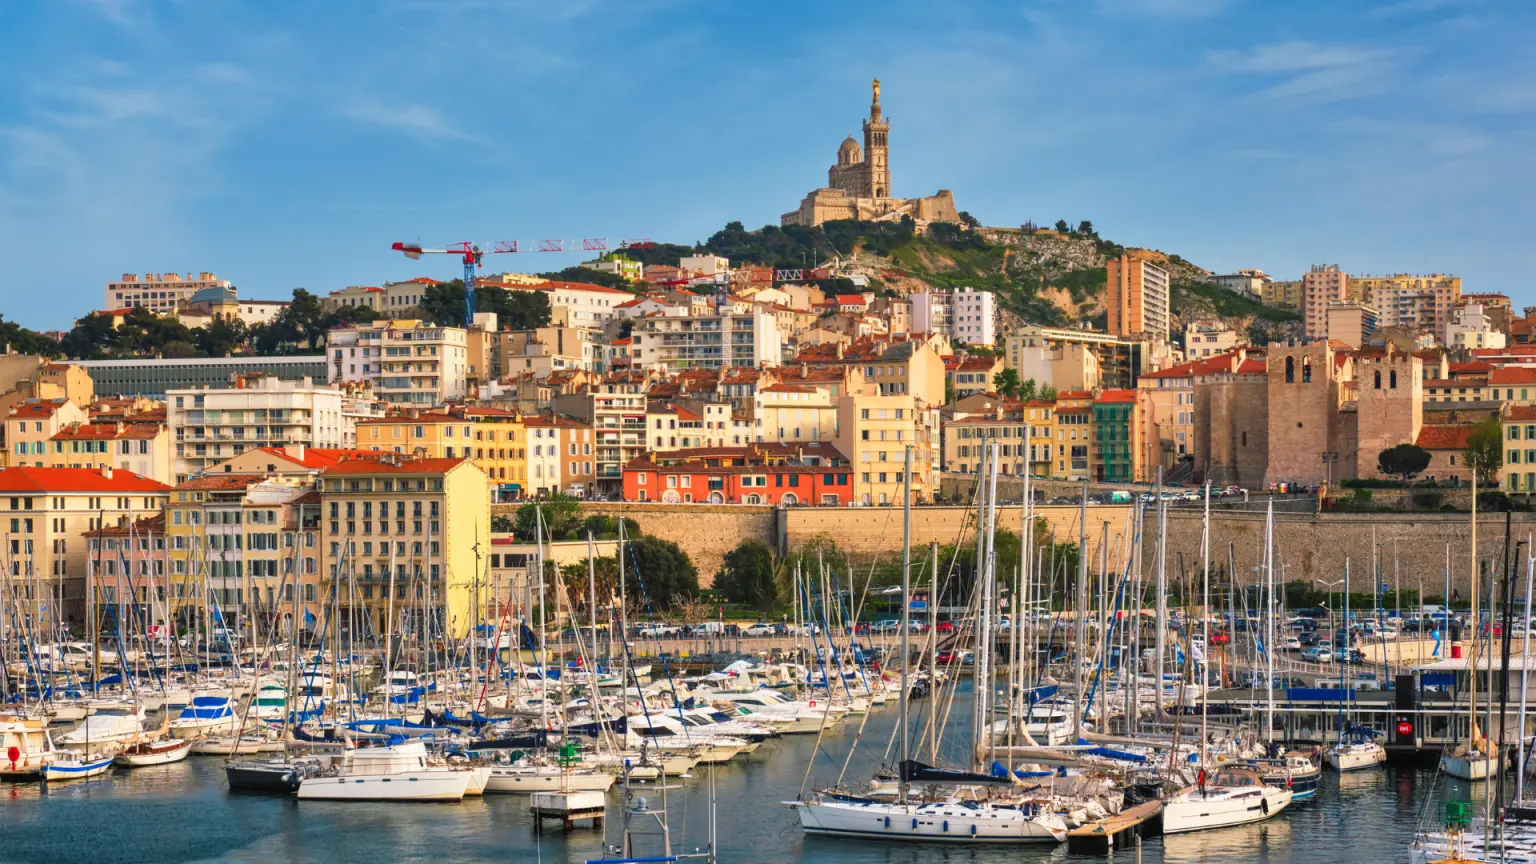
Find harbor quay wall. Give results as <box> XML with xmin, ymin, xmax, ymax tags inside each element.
<box><xmin>1156</xmin><ymin>510</ymin><xmax>1536</xmax><ymax>595</ymax></box>
<box><xmin>540</xmin><ymin>502</ymin><xmax>1524</xmax><ymax>597</ymax></box>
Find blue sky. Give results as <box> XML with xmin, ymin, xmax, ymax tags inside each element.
<box><xmin>1</xmin><ymin>0</ymin><xmax>1532</xmax><ymax>329</ymax></box>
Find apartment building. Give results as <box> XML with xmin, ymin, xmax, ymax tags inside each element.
<box><xmin>521</xmin><ymin>281</ymin><xmax>632</xmax><ymax>329</ymax></box>
<box><xmin>835</xmin><ymin>394</ymin><xmax>939</xmax><ymax>505</ymax></box>
<box><xmin>104</xmin><ymin>272</ymin><xmax>232</xmax><ymax>313</ymax></box>
<box><xmin>948</xmin><ymin>355</ymin><xmax>1003</xmax><ymax>398</ymax></box>
<box><xmin>944</xmin><ymin>403</ymin><xmax>1033</xmax><ymax>477</ymax></box>
<box><xmin>629</xmin><ymin>309</ymin><xmax>783</xmax><ymax>371</ymax></box>
<box><xmin>1302</xmin><ymin>265</ymin><xmax>1349</xmax><ymax>340</ymax></box>
<box><xmin>355</xmin><ymin>407</ymin><xmax>528</xmax><ymax>501</ymax></box>
<box><xmin>1023</xmin><ymin>399</ymin><xmax>1056</xmax><ymax>477</ymax></box>
<box><xmin>487</xmin><ymin>327</ymin><xmax>606</xmax><ymax>379</ymax></box>
<box><xmin>164</xmin><ymin>475</ymin><xmax>321</xmax><ymax>628</ymax></box>
<box><xmin>522</xmin><ymin>414</ymin><xmax>593</xmax><ymax>498</ymax></box>
<box><xmin>1446</xmin><ymin>303</ymin><xmax>1505</xmax><ymax>350</ymax></box>
<box><xmin>623</xmin><ymin>442</ymin><xmax>852</xmax><ymax>506</ymax></box>
<box><xmin>1184</xmin><ymin>323</ymin><xmax>1241</xmax><ymax>359</ymax></box>
<box><xmin>0</xmin><ymin>466</ymin><xmax>172</xmax><ymax>624</ymax></box>
<box><xmin>1053</xmin><ymin>391</ymin><xmax>1094</xmax><ymax>480</ymax></box>
<box><xmin>318</xmin><ymin>457</ymin><xmax>490</xmax><ymax>639</ymax></box>
<box><xmin>552</xmin><ymin>388</ymin><xmax>645</xmax><ymax>497</ymax></box>
<box><xmin>1261</xmin><ymin>279</ymin><xmax>1303</xmax><ymax>311</ymax></box>
<box><xmin>327</xmin><ymin>319</ymin><xmax>468</xmax><ymax>407</ymax></box>
<box><xmin>167</xmin><ymin>376</ymin><xmax>382</xmax><ymax>482</ymax></box>
<box><xmin>49</xmin><ymin>422</ymin><xmax>172</xmax><ymax>484</ymax></box>
<box><xmin>322</xmin><ymin>278</ymin><xmax>440</xmax><ymax>317</ymax></box>
<box><xmin>1092</xmin><ymin>389</ymin><xmax>1146</xmax><ymax>483</ymax></box>
<box><xmin>1106</xmin><ymin>253</ymin><xmax>1171</xmax><ymax>341</ymax></box>
<box><xmin>1327</xmin><ymin>303</ymin><xmax>1380</xmax><ymax>350</ymax></box>
<box><xmin>1208</xmin><ymin>270</ymin><xmax>1269</xmax><ymax>297</ymax></box>
<box><xmin>752</xmin><ymin>384</ymin><xmax>839</xmax><ymax>444</ymax></box>
<box><xmin>8</xmin><ymin>399</ymin><xmax>87</xmax><ymax>467</ymax></box>
<box><xmin>911</xmin><ymin>288</ymin><xmax>996</xmax><ymax>346</ymax></box>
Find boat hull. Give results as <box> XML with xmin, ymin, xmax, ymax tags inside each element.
<box><xmin>40</xmin><ymin>757</ymin><xmax>113</xmax><ymax>782</ymax></box>
<box><xmin>226</xmin><ymin>760</ymin><xmax>307</xmax><ymax>794</ymax></box>
<box><xmin>485</xmin><ymin>768</ymin><xmax>616</xmax><ymax>793</ymax></box>
<box><xmin>1325</xmin><ymin>743</ymin><xmax>1387</xmax><ymax>772</ymax></box>
<box><xmin>789</xmin><ymin>799</ymin><xmax>1067</xmax><ymax>843</ymax></box>
<box><xmin>114</xmin><ymin>739</ymin><xmax>192</xmax><ymax>767</ymax></box>
<box><xmin>1162</xmin><ymin>787</ymin><xmax>1291</xmax><ymax>834</ymax></box>
<box><xmin>297</xmin><ymin>770</ymin><xmax>470</xmax><ymax>802</ymax></box>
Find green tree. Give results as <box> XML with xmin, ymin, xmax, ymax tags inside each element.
<box><xmin>537</xmin><ymin>266</ymin><xmax>633</xmax><ymax>291</ymax></box>
<box><xmin>993</xmin><ymin>367</ymin><xmax>1021</xmax><ymax>398</ymax></box>
<box><xmin>195</xmin><ymin>316</ymin><xmax>247</xmax><ymax>357</ymax></box>
<box><xmin>1077</xmin><ymin>220</ymin><xmax>1096</xmax><ymax>237</ymax></box>
<box><xmin>958</xmin><ymin>211</ymin><xmax>981</xmax><ymax>229</ymax></box>
<box><xmin>715</xmin><ymin>540</ymin><xmax>779</xmax><ymax>612</ymax></box>
<box><xmin>1054</xmin><ymin>219</ymin><xmax>1070</xmax><ymax>233</ymax></box>
<box><xmin>944</xmin><ymin>378</ymin><xmax>956</xmax><ymax>405</ymax></box>
<box><xmin>1018</xmin><ymin>377</ymin><xmax>1039</xmax><ymax>403</ymax></box>
<box><xmin>1377</xmin><ymin>443</ymin><xmax>1432</xmax><ymax>483</ymax></box>
<box><xmin>514</xmin><ymin>494</ymin><xmax>583</xmax><ymax>541</ymax></box>
<box><xmin>1040</xmin><ymin>384</ymin><xmax>1058</xmax><ymax>401</ymax></box>
<box><xmin>419</xmin><ymin>280</ymin><xmax>552</xmax><ymax>330</ymax></box>
<box><xmin>1464</xmin><ymin>417</ymin><xmax>1504</xmax><ymax>487</ymax></box>
<box><xmin>624</xmin><ymin>536</ymin><xmax>699</xmax><ymax>608</ymax></box>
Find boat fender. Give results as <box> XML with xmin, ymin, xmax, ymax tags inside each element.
<box><xmin>943</xmin><ymin>820</ymin><xmax>949</xmax><ymax>832</ymax></box>
<box><xmin>970</xmin><ymin>825</ymin><xmax>977</xmax><ymax>836</ymax></box>
<box><xmin>1261</xmin><ymin>798</ymin><xmax>1269</xmax><ymax>815</ymax></box>
<box><xmin>884</xmin><ymin>816</ymin><xmax>890</xmax><ymax>829</ymax></box>
<box><xmin>912</xmin><ymin>818</ymin><xmax>918</xmax><ymax>830</ymax></box>
<box><xmin>809</xmin><ymin>700</ymin><xmax>816</xmax><ymax>707</ymax></box>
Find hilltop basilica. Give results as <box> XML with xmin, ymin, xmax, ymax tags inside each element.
<box><xmin>781</xmin><ymin>79</ymin><xmax>961</xmax><ymax>227</ymax></box>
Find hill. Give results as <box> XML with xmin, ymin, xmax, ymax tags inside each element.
<box><xmin>627</xmin><ymin>219</ymin><xmax>1301</xmax><ymax>346</ymax></box>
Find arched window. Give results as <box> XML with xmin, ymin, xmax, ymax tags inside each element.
<box><xmin>1374</xmin><ymin>370</ymin><xmax>1382</xmax><ymax>390</ymax></box>
<box><xmin>1285</xmin><ymin>357</ymin><xmax>1295</xmax><ymax>383</ymax></box>
<box><xmin>1390</xmin><ymin>369</ymin><xmax>1398</xmax><ymax>389</ymax></box>
<box><xmin>1302</xmin><ymin>359</ymin><xmax>1313</xmax><ymax>383</ymax></box>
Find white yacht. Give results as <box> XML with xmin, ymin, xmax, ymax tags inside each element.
<box><xmin>56</xmin><ymin>703</ymin><xmax>147</xmax><ymax>750</ymax></box>
<box><xmin>1162</xmin><ymin>767</ymin><xmax>1293</xmax><ymax>834</ymax></box>
<box><xmin>789</xmin><ymin>794</ymin><xmax>1069</xmax><ymax>843</ymax></box>
<box><xmin>297</xmin><ymin>740</ymin><xmax>471</xmax><ymax>802</ymax></box>
<box><xmin>1325</xmin><ymin>739</ymin><xmax>1388</xmax><ymax>772</ymax></box>
<box><xmin>0</xmin><ymin>716</ymin><xmax>60</xmax><ymax>779</ymax></box>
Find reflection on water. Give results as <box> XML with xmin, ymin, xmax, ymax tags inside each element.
<box><xmin>0</xmin><ymin>705</ymin><xmax>1467</xmax><ymax>864</ymax></box>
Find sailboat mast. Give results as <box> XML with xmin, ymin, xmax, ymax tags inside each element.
<box><xmin>898</xmin><ymin>446</ymin><xmax>911</xmax><ymax>805</ymax></box>
<box><xmin>1265</xmin><ymin>498</ymin><xmax>1275</xmax><ymax>741</ymax></box>
<box><xmin>1470</xmin><ymin>472</ymin><xmax>1479</xmax><ymax>751</ymax></box>
<box><xmin>1518</xmin><ymin>539</ymin><xmax>1533</xmax><ymax>803</ymax></box>
<box><xmin>1074</xmin><ymin>477</ymin><xmax>1088</xmax><ymax>743</ymax></box>
<box><xmin>1155</xmin><ymin>470</ymin><xmax>1166</xmax><ymax>716</ymax></box>
<box><xmin>1200</xmin><ymin>481</ymin><xmax>1210</xmax><ymax>767</ymax></box>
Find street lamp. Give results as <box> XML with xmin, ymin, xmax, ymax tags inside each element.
<box><xmin>1321</xmin><ymin>452</ymin><xmax>1339</xmax><ymax>489</ymax></box>
<box><xmin>1316</xmin><ymin>578</ymin><xmax>1345</xmax><ymax>654</ymax></box>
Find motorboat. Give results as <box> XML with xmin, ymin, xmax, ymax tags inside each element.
<box><xmin>0</xmin><ymin>716</ymin><xmax>60</xmax><ymax>779</ymax></box>
<box><xmin>296</xmin><ymin>740</ymin><xmax>470</xmax><ymax>802</ymax></box>
<box><xmin>485</xmin><ymin>760</ymin><xmax>617</xmax><ymax>793</ymax></box>
<box><xmin>1162</xmin><ymin>767</ymin><xmax>1292</xmax><ymax>834</ymax></box>
<box><xmin>56</xmin><ymin>704</ymin><xmax>148</xmax><ymax>750</ymax></box>
<box><xmin>250</xmin><ymin>684</ymin><xmax>289</xmax><ymax>720</ymax></box>
<box><xmin>226</xmin><ymin>756</ymin><xmax>321</xmax><ymax>794</ymax></box>
<box><xmin>114</xmin><ymin>738</ymin><xmax>192</xmax><ymax>767</ymax></box>
<box><xmin>40</xmin><ymin>751</ymin><xmax>113</xmax><ymax>782</ymax></box>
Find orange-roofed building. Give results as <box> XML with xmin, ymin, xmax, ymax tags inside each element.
<box><xmin>1414</xmin><ymin>424</ymin><xmax>1477</xmax><ymax>487</ymax></box>
<box><xmin>7</xmin><ymin>398</ymin><xmax>86</xmax><ymax>469</ymax></box>
<box><xmin>1092</xmin><ymin>389</ymin><xmax>1151</xmax><ymax>483</ymax></box>
<box><xmin>1502</xmin><ymin>404</ymin><xmax>1536</xmax><ymax>493</ymax></box>
<box><xmin>1137</xmin><ymin>350</ymin><xmax>1253</xmax><ymax>464</ymax></box>
<box><xmin>0</xmin><ymin>466</ymin><xmax>171</xmax><ymax>624</ymax></box>
<box><xmin>622</xmin><ymin>442</ymin><xmax>853</xmax><ymax>506</ymax></box>
<box><xmin>316</xmin><ymin>454</ymin><xmax>489</xmax><ymax>637</ymax></box>
<box><xmin>48</xmin><ymin>421</ymin><xmax>172</xmax><ymax>484</ymax></box>
<box><xmin>355</xmin><ymin>406</ymin><xmax>526</xmax><ymax>501</ymax></box>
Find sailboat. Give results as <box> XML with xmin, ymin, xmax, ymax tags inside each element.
<box><xmin>1441</xmin><ymin>477</ymin><xmax>1500</xmax><ymax>782</ymax></box>
<box><xmin>787</xmin><ymin>445</ymin><xmax>1070</xmax><ymax>845</ymax></box>
<box><xmin>1322</xmin><ymin>556</ymin><xmax>1388</xmax><ymax>773</ymax></box>
<box><xmin>1162</xmin><ymin>484</ymin><xmax>1293</xmax><ymax>833</ymax></box>
<box><xmin>296</xmin><ymin>739</ymin><xmax>471</xmax><ymax>802</ymax></box>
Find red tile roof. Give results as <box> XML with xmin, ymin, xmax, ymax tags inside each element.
<box><xmin>322</xmin><ymin>457</ymin><xmax>469</xmax><ymax>476</ymax></box>
<box><xmin>1056</xmin><ymin>390</ymin><xmax>1093</xmax><ymax>400</ymax></box>
<box><xmin>175</xmin><ymin>475</ymin><xmax>264</xmax><ymax>491</ymax></box>
<box><xmin>8</xmin><ymin>400</ymin><xmax>68</xmax><ymax>419</ymax></box>
<box><xmin>1415</xmin><ymin>424</ymin><xmax>1477</xmax><ymax>450</ymax></box>
<box><xmin>0</xmin><ymin>467</ymin><xmax>169</xmax><ymax>493</ymax></box>
<box><xmin>1140</xmin><ymin>351</ymin><xmax>1246</xmax><ymax>380</ymax></box>
<box><xmin>252</xmin><ymin>447</ymin><xmax>384</xmax><ymax>469</ymax></box>
<box><xmin>1506</xmin><ymin>405</ymin><xmax>1536</xmax><ymax>422</ymax></box>
<box><xmin>1449</xmin><ymin>361</ymin><xmax>1495</xmax><ymax>373</ymax></box>
<box><xmin>1094</xmin><ymin>389</ymin><xmax>1138</xmax><ymax>404</ymax></box>
<box><xmin>51</xmin><ymin>423</ymin><xmax>162</xmax><ymax>441</ymax></box>
<box><xmin>1489</xmin><ymin>367</ymin><xmax>1536</xmax><ymax>386</ymax></box>
<box><xmin>536</xmin><ymin>280</ymin><xmax>633</xmax><ymax>296</ymax></box>
<box><xmin>760</xmin><ymin>383</ymin><xmax>817</xmax><ymax>394</ymax></box>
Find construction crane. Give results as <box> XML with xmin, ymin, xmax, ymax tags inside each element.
<box><xmin>390</xmin><ymin>238</ymin><xmax>655</xmax><ymax>328</ymax></box>
<box><xmin>390</xmin><ymin>241</ymin><xmax>490</xmax><ymax>329</ymax></box>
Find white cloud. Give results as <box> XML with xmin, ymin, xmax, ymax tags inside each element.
<box><xmin>340</xmin><ymin>101</ymin><xmax>483</xmax><ymax>143</ymax></box>
<box><xmin>1207</xmin><ymin>41</ymin><xmax>1401</xmax><ymax>103</ymax></box>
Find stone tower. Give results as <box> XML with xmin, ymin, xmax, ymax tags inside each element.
<box><xmin>862</xmin><ymin>78</ymin><xmax>890</xmax><ymax>199</ymax></box>
<box><xmin>1355</xmin><ymin>345</ymin><xmax>1423</xmax><ymax>480</ymax></box>
<box><xmin>1265</xmin><ymin>341</ymin><xmax>1347</xmax><ymax>487</ymax></box>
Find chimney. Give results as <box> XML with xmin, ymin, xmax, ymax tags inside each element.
<box><xmin>102</xmin><ymin>466</ymin><xmax>113</xmax><ymax>480</ymax></box>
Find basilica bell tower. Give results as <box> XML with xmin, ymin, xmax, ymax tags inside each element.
<box><xmin>861</xmin><ymin>78</ymin><xmax>890</xmax><ymax>200</ymax></box>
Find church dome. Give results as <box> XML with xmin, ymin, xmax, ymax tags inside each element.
<box><xmin>837</xmin><ymin>136</ymin><xmax>862</xmax><ymax>165</ymax></box>
<box><xmin>189</xmin><ymin>286</ymin><xmax>236</xmax><ymax>305</ymax></box>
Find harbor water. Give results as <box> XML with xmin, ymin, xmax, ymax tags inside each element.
<box><xmin>0</xmin><ymin>685</ymin><xmax>1483</xmax><ymax>864</ymax></box>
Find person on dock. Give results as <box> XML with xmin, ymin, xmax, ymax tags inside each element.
<box><xmin>1197</xmin><ymin>767</ymin><xmax>1207</xmax><ymax>798</ymax></box>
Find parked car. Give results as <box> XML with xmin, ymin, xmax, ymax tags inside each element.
<box><xmin>1303</xmin><ymin>646</ymin><xmax>1333</xmax><ymax>663</ymax></box>
<box><xmin>1283</xmin><ymin>636</ymin><xmax>1302</xmax><ymax>652</ymax></box>
<box><xmin>935</xmin><ymin>621</ymin><xmax>956</xmax><ymax>634</ymax></box>
<box><xmin>873</xmin><ymin>619</ymin><xmax>902</xmax><ymax>633</ymax></box>
<box><xmin>743</xmin><ymin>624</ymin><xmax>775</xmax><ymax>637</ymax></box>
<box><xmin>1298</xmin><ymin>632</ymin><xmax>1321</xmax><ymax>647</ymax></box>
<box><xmin>637</xmin><ymin>624</ymin><xmax>681</xmax><ymax>638</ymax></box>
<box><xmin>1210</xmin><ymin>630</ymin><xmax>1231</xmax><ymax>645</ymax></box>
